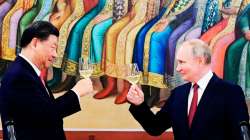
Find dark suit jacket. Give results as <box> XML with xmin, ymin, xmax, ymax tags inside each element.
<box><xmin>0</xmin><ymin>56</ymin><xmax>81</xmax><ymax>140</ymax></box>
<box><xmin>130</xmin><ymin>74</ymin><xmax>249</xmax><ymax>140</ymax></box>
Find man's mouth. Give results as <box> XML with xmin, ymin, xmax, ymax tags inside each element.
<box><xmin>48</xmin><ymin>60</ymin><xmax>53</xmax><ymax>63</ymax></box>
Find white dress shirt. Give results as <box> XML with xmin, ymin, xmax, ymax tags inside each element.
<box><xmin>187</xmin><ymin>70</ymin><xmax>213</xmax><ymax>115</ymax></box>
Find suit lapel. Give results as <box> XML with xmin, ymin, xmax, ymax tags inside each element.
<box><xmin>190</xmin><ymin>75</ymin><xmax>218</xmax><ymax>128</ymax></box>
<box><xmin>45</xmin><ymin>83</ymin><xmax>55</xmax><ymax>100</ymax></box>
<box><xmin>179</xmin><ymin>83</ymin><xmax>192</xmax><ymax>131</ymax></box>
<box><xmin>16</xmin><ymin>56</ymin><xmax>51</xmax><ymax>99</ymax></box>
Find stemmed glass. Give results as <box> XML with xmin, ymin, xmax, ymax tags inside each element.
<box><xmin>78</xmin><ymin>57</ymin><xmax>93</xmax><ymax>79</ymax></box>
<box><xmin>126</xmin><ymin>63</ymin><xmax>141</xmax><ymax>85</ymax></box>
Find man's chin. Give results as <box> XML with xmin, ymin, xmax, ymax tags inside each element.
<box><xmin>45</xmin><ymin>64</ymin><xmax>52</xmax><ymax>69</ymax></box>
<box><xmin>181</xmin><ymin>77</ymin><xmax>188</xmax><ymax>81</ymax></box>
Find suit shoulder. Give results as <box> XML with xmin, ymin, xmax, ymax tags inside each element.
<box><xmin>1</xmin><ymin>61</ymin><xmax>31</xmax><ymax>84</ymax></box>
<box><xmin>210</xmin><ymin>76</ymin><xmax>244</xmax><ymax>99</ymax></box>
<box><xmin>172</xmin><ymin>82</ymin><xmax>190</xmax><ymax>92</ymax></box>
<box><xmin>214</xmin><ymin>77</ymin><xmax>242</xmax><ymax>91</ymax></box>
<box><xmin>169</xmin><ymin>83</ymin><xmax>191</xmax><ymax>99</ymax></box>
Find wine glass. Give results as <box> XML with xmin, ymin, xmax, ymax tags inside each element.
<box><xmin>126</xmin><ymin>63</ymin><xmax>141</xmax><ymax>85</ymax></box>
<box><xmin>78</xmin><ymin>57</ymin><xmax>93</xmax><ymax>79</ymax></box>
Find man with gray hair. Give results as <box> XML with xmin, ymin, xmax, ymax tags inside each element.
<box><xmin>127</xmin><ymin>39</ymin><xmax>249</xmax><ymax>140</ymax></box>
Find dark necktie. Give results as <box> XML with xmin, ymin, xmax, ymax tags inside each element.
<box><xmin>188</xmin><ymin>83</ymin><xmax>199</xmax><ymax>128</ymax></box>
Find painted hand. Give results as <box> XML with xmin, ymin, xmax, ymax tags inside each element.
<box><xmin>127</xmin><ymin>84</ymin><xmax>144</xmax><ymax>105</ymax></box>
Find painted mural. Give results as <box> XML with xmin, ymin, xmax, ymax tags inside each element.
<box><xmin>0</xmin><ymin>0</ymin><xmax>250</xmax><ymax>109</ymax></box>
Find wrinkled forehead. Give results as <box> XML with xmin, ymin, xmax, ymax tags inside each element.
<box><xmin>176</xmin><ymin>44</ymin><xmax>193</xmax><ymax>59</ymax></box>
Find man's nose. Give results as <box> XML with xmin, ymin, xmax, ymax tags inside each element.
<box><xmin>53</xmin><ymin>50</ymin><xmax>57</xmax><ymax>58</ymax></box>
<box><xmin>176</xmin><ymin>64</ymin><xmax>181</xmax><ymax>72</ymax></box>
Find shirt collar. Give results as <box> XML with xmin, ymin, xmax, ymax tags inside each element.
<box><xmin>192</xmin><ymin>70</ymin><xmax>213</xmax><ymax>90</ymax></box>
<box><xmin>19</xmin><ymin>53</ymin><xmax>41</xmax><ymax>76</ymax></box>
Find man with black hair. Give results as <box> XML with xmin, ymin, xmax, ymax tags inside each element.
<box><xmin>0</xmin><ymin>21</ymin><xmax>93</xmax><ymax>140</ymax></box>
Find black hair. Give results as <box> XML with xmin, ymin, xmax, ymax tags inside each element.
<box><xmin>20</xmin><ymin>21</ymin><xmax>59</xmax><ymax>48</ymax></box>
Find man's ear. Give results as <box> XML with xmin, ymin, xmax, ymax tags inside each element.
<box><xmin>30</xmin><ymin>38</ymin><xmax>38</xmax><ymax>49</ymax></box>
<box><xmin>200</xmin><ymin>57</ymin><xmax>207</xmax><ymax>65</ymax></box>
<box><xmin>196</xmin><ymin>56</ymin><xmax>204</xmax><ymax>65</ymax></box>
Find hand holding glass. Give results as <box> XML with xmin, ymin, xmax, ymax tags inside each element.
<box><xmin>126</xmin><ymin>63</ymin><xmax>141</xmax><ymax>85</ymax></box>
<box><xmin>79</xmin><ymin>57</ymin><xmax>93</xmax><ymax>79</ymax></box>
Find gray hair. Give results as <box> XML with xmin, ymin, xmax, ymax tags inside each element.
<box><xmin>185</xmin><ymin>39</ymin><xmax>211</xmax><ymax>64</ymax></box>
